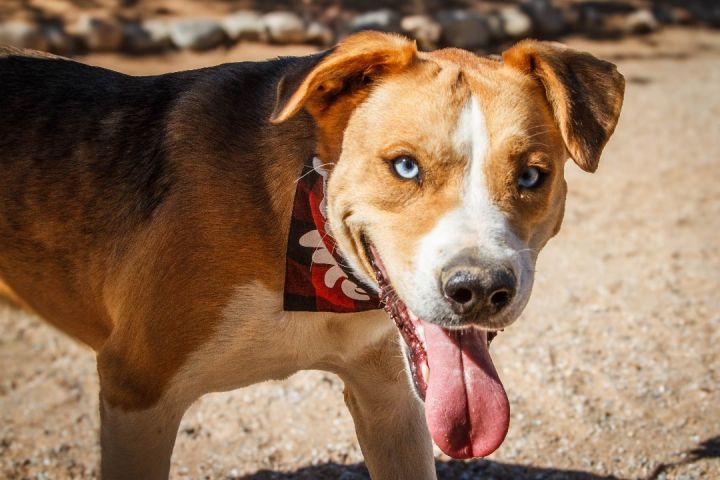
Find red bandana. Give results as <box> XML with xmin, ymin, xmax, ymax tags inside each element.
<box><xmin>284</xmin><ymin>157</ymin><xmax>381</xmax><ymax>312</ymax></box>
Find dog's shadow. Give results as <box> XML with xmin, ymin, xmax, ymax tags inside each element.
<box><xmin>240</xmin><ymin>435</ymin><xmax>720</xmax><ymax>479</ymax></box>
<box><xmin>240</xmin><ymin>459</ymin><xmax>619</xmax><ymax>480</ymax></box>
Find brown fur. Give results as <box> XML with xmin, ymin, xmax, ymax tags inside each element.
<box><xmin>272</xmin><ymin>32</ymin><xmax>417</xmax><ymax>161</ymax></box>
<box><xmin>503</xmin><ymin>40</ymin><xmax>625</xmax><ymax>172</ymax></box>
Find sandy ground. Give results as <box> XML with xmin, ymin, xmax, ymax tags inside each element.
<box><xmin>1</xmin><ymin>27</ymin><xmax>719</xmax><ymax>480</ymax></box>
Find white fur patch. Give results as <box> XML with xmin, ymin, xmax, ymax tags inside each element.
<box><xmin>173</xmin><ymin>282</ymin><xmax>393</xmax><ymax>397</ymax></box>
<box><xmin>457</xmin><ymin>95</ymin><xmax>509</xmax><ymax>250</ymax></box>
<box><xmin>404</xmin><ymin>95</ymin><xmax>532</xmax><ymax>325</ymax></box>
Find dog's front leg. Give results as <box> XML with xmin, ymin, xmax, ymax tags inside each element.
<box><xmin>96</xmin><ymin>344</ymin><xmax>192</xmax><ymax>480</ymax></box>
<box><xmin>339</xmin><ymin>333</ymin><xmax>436</xmax><ymax>480</ymax></box>
<box><xmin>98</xmin><ymin>391</ymin><xmax>187</xmax><ymax>480</ymax></box>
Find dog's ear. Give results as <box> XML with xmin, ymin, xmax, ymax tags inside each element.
<box><xmin>270</xmin><ymin>31</ymin><xmax>416</xmax><ymax>126</ymax></box>
<box><xmin>503</xmin><ymin>40</ymin><xmax>625</xmax><ymax>173</ymax></box>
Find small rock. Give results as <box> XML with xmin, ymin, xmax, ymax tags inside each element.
<box><xmin>578</xmin><ymin>5</ymin><xmax>603</xmax><ymax>35</ymax></box>
<box><xmin>436</xmin><ymin>10</ymin><xmax>490</xmax><ymax>50</ymax></box>
<box><xmin>625</xmin><ymin>9</ymin><xmax>659</xmax><ymax>34</ymax></box>
<box><xmin>338</xmin><ymin>471</ymin><xmax>368</xmax><ymax>480</ymax></box>
<box><xmin>499</xmin><ymin>7</ymin><xmax>533</xmax><ymax>38</ymax></box>
<box><xmin>41</xmin><ymin>23</ymin><xmax>75</xmax><ymax>54</ymax></box>
<box><xmin>75</xmin><ymin>15</ymin><xmax>124</xmax><ymax>51</ymax></box>
<box><xmin>560</xmin><ymin>3</ymin><xmax>582</xmax><ymax>30</ymax></box>
<box><xmin>484</xmin><ymin>11</ymin><xmax>506</xmax><ymax>41</ymax></box>
<box><xmin>350</xmin><ymin>9</ymin><xmax>401</xmax><ymax>33</ymax></box>
<box><xmin>263</xmin><ymin>12</ymin><xmax>305</xmax><ymax>44</ymax></box>
<box><xmin>401</xmin><ymin>15</ymin><xmax>441</xmax><ymax>50</ymax></box>
<box><xmin>170</xmin><ymin>18</ymin><xmax>225</xmax><ymax>51</ymax></box>
<box><xmin>687</xmin><ymin>2</ymin><xmax>720</xmax><ymax>27</ymax></box>
<box><xmin>653</xmin><ymin>5</ymin><xmax>693</xmax><ymax>25</ymax></box>
<box><xmin>522</xmin><ymin>0</ymin><xmax>567</xmax><ymax>36</ymax></box>
<box><xmin>305</xmin><ymin>21</ymin><xmax>334</xmax><ymax>46</ymax></box>
<box><xmin>0</xmin><ymin>21</ymin><xmax>50</xmax><ymax>51</ymax></box>
<box><xmin>578</xmin><ymin>5</ymin><xmax>628</xmax><ymax>38</ymax></box>
<box><xmin>123</xmin><ymin>21</ymin><xmax>171</xmax><ymax>53</ymax></box>
<box><xmin>222</xmin><ymin>10</ymin><xmax>267</xmax><ymax>42</ymax></box>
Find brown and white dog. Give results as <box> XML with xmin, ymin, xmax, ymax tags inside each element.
<box><xmin>0</xmin><ymin>32</ymin><xmax>624</xmax><ymax>479</ymax></box>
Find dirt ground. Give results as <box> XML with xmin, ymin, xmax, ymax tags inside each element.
<box><xmin>1</xmin><ymin>27</ymin><xmax>719</xmax><ymax>480</ymax></box>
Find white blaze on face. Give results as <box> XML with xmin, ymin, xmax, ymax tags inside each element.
<box><xmin>454</xmin><ymin>94</ymin><xmax>509</xmax><ymax>251</ymax></box>
<box><xmin>403</xmin><ymin>95</ymin><xmax>531</xmax><ymax>323</ymax></box>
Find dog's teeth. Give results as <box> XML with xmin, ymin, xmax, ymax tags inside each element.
<box><xmin>421</xmin><ymin>363</ymin><xmax>429</xmax><ymax>383</ymax></box>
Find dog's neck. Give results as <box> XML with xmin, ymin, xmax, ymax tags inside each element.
<box><xmin>283</xmin><ymin>155</ymin><xmax>380</xmax><ymax>313</ymax></box>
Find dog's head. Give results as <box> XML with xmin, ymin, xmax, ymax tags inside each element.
<box><xmin>272</xmin><ymin>32</ymin><xmax>624</xmax><ymax>459</ymax></box>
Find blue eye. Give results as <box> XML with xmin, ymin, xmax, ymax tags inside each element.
<box><xmin>392</xmin><ymin>156</ymin><xmax>420</xmax><ymax>180</ymax></box>
<box><xmin>518</xmin><ymin>166</ymin><xmax>543</xmax><ymax>188</ymax></box>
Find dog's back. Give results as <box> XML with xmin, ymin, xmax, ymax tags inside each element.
<box><xmin>0</xmin><ymin>49</ymin><xmax>186</xmax><ymax>344</ymax></box>
<box><xmin>0</xmin><ymin>48</ymin><xmax>316</xmax><ymax>347</ymax></box>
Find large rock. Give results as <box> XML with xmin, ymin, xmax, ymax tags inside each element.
<box><xmin>170</xmin><ymin>18</ymin><xmax>225</xmax><ymax>51</ymax></box>
<box><xmin>305</xmin><ymin>21</ymin><xmax>334</xmax><ymax>46</ymax></box>
<box><xmin>499</xmin><ymin>7</ymin><xmax>533</xmax><ymax>38</ymax></box>
<box><xmin>143</xmin><ymin>20</ymin><xmax>172</xmax><ymax>49</ymax></box>
<box><xmin>625</xmin><ymin>9</ymin><xmax>659</xmax><ymax>34</ymax></box>
<box><xmin>522</xmin><ymin>0</ymin><xmax>567</xmax><ymax>36</ymax></box>
<box><xmin>263</xmin><ymin>12</ymin><xmax>305</xmax><ymax>44</ymax></box>
<box><xmin>436</xmin><ymin>10</ymin><xmax>490</xmax><ymax>50</ymax></box>
<box><xmin>123</xmin><ymin>21</ymin><xmax>172</xmax><ymax>53</ymax></box>
<box><xmin>0</xmin><ymin>21</ymin><xmax>50</xmax><ymax>51</ymax></box>
<box><xmin>350</xmin><ymin>9</ymin><xmax>401</xmax><ymax>33</ymax></box>
<box><xmin>401</xmin><ymin>15</ymin><xmax>442</xmax><ymax>50</ymax></box>
<box><xmin>222</xmin><ymin>10</ymin><xmax>267</xmax><ymax>42</ymax></box>
<box><xmin>75</xmin><ymin>15</ymin><xmax>124</xmax><ymax>51</ymax></box>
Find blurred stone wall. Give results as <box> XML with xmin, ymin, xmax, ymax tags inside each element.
<box><xmin>0</xmin><ymin>1</ymin><xmax>718</xmax><ymax>55</ymax></box>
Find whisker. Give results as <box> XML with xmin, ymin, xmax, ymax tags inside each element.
<box><xmin>309</xmin><ymin>231</ymin><xmax>354</xmax><ymax>272</ymax></box>
<box><xmin>328</xmin><ymin>237</ymin><xmax>370</xmax><ymax>272</ymax></box>
<box><xmin>523</xmin><ymin>129</ymin><xmax>553</xmax><ymax>140</ymax></box>
<box><xmin>526</xmin><ymin>124</ymin><xmax>553</xmax><ymax>133</ymax></box>
<box><xmin>310</xmin><ymin>229</ymin><xmax>340</xmax><ymax>271</ymax></box>
<box><xmin>328</xmin><ymin>242</ymin><xmax>355</xmax><ymax>270</ymax></box>
<box><xmin>294</xmin><ymin>162</ymin><xmax>336</xmax><ymax>183</ymax></box>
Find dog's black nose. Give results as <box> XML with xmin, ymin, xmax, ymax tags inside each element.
<box><xmin>441</xmin><ymin>258</ymin><xmax>516</xmax><ymax>320</ymax></box>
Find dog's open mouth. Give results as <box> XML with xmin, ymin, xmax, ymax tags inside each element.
<box><xmin>365</xmin><ymin>243</ymin><xmax>510</xmax><ymax>459</ymax></box>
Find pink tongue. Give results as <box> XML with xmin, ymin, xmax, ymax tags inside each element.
<box><xmin>423</xmin><ymin>320</ymin><xmax>510</xmax><ymax>459</ymax></box>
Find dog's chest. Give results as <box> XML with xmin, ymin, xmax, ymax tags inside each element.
<box><xmin>170</xmin><ymin>281</ymin><xmax>394</xmax><ymax>398</ymax></box>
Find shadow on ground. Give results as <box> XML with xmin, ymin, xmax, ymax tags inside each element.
<box><xmin>242</xmin><ymin>436</ymin><xmax>720</xmax><ymax>480</ymax></box>
<box><xmin>241</xmin><ymin>459</ymin><xmax>621</xmax><ymax>480</ymax></box>
<box><xmin>647</xmin><ymin>436</ymin><xmax>720</xmax><ymax>480</ymax></box>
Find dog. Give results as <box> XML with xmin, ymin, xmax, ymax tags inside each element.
<box><xmin>0</xmin><ymin>32</ymin><xmax>624</xmax><ymax>479</ymax></box>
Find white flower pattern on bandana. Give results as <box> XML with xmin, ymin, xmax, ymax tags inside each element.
<box><xmin>299</xmin><ymin>158</ymin><xmax>370</xmax><ymax>302</ymax></box>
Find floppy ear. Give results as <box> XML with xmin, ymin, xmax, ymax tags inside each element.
<box><xmin>503</xmin><ymin>40</ymin><xmax>625</xmax><ymax>172</ymax></box>
<box><xmin>271</xmin><ymin>31</ymin><xmax>416</xmax><ymax>123</ymax></box>
<box><xmin>270</xmin><ymin>31</ymin><xmax>416</xmax><ymax>158</ymax></box>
